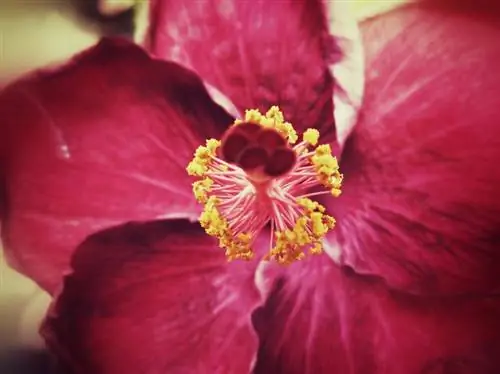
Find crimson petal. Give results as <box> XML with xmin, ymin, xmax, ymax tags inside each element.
<box><xmin>254</xmin><ymin>257</ymin><xmax>500</xmax><ymax>374</ymax></box>
<box><xmin>145</xmin><ymin>0</ymin><xmax>363</xmax><ymax>139</ymax></box>
<box><xmin>42</xmin><ymin>220</ymin><xmax>262</xmax><ymax>374</ymax></box>
<box><xmin>325</xmin><ymin>3</ymin><xmax>500</xmax><ymax>294</ymax></box>
<box><xmin>0</xmin><ymin>38</ymin><xmax>233</xmax><ymax>294</ymax></box>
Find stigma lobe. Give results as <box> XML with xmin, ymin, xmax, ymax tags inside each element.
<box><xmin>220</xmin><ymin>122</ymin><xmax>296</xmax><ymax>178</ymax></box>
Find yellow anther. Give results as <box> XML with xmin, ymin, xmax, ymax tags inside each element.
<box><xmin>265</xmin><ymin>106</ymin><xmax>297</xmax><ymax>143</ymax></box>
<box><xmin>324</xmin><ymin>215</ymin><xmax>336</xmax><ymax>228</ymax></box>
<box><xmin>311</xmin><ymin>211</ymin><xmax>328</xmax><ymax>237</ymax></box>
<box><xmin>331</xmin><ymin>188</ymin><xmax>342</xmax><ymax>197</ymax></box>
<box><xmin>310</xmin><ymin>242</ymin><xmax>323</xmax><ymax>255</ymax></box>
<box><xmin>315</xmin><ymin>154</ymin><xmax>338</xmax><ymax>170</ymax></box>
<box><xmin>270</xmin><ymin>229</ymin><xmax>306</xmax><ymax>265</ymax></box>
<box><xmin>186</xmin><ymin>160</ymin><xmax>207</xmax><ymax>176</ymax></box>
<box><xmin>244</xmin><ymin>109</ymin><xmax>265</xmax><ymax>124</ymax></box>
<box><xmin>225</xmin><ymin>233</ymin><xmax>254</xmax><ymax>261</ymax></box>
<box><xmin>192</xmin><ymin>177</ymin><xmax>213</xmax><ymax>203</ymax></box>
<box><xmin>315</xmin><ymin>144</ymin><xmax>332</xmax><ymax>156</ymax></box>
<box><xmin>239</xmin><ymin>107</ymin><xmax>298</xmax><ymax>144</ymax></box>
<box><xmin>186</xmin><ymin>139</ymin><xmax>221</xmax><ymax>177</ymax></box>
<box><xmin>297</xmin><ymin>197</ymin><xmax>326</xmax><ymax>214</ymax></box>
<box><xmin>198</xmin><ymin>196</ymin><xmax>255</xmax><ymax>261</ymax></box>
<box><xmin>206</xmin><ymin>138</ymin><xmax>220</xmax><ymax>153</ymax></box>
<box><xmin>268</xmin><ymin>197</ymin><xmax>335</xmax><ymax>264</ymax></box>
<box><xmin>309</xmin><ymin>144</ymin><xmax>342</xmax><ymax>195</ymax></box>
<box><xmin>303</xmin><ymin>128</ymin><xmax>320</xmax><ymax>146</ymax></box>
<box><xmin>199</xmin><ymin>197</ymin><xmax>224</xmax><ymax>235</ymax></box>
<box><xmin>294</xmin><ymin>217</ymin><xmax>312</xmax><ymax>245</ymax></box>
<box><xmin>265</xmin><ymin>106</ymin><xmax>284</xmax><ymax>123</ymax></box>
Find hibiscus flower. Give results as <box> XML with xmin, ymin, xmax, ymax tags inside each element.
<box><xmin>1</xmin><ymin>1</ymin><xmax>500</xmax><ymax>373</ymax></box>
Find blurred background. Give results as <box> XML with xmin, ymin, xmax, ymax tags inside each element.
<box><xmin>0</xmin><ymin>0</ymin><xmax>407</xmax><ymax>373</ymax></box>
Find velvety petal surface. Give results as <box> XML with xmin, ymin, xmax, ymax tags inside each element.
<box><xmin>253</xmin><ymin>257</ymin><xmax>500</xmax><ymax>374</ymax></box>
<box><xmin>145</xmin><ymin>0</ymin><xmax>363</xmax><ymax>139</ymax></box>
<box><xmin>42</xmin><ymin>220</ymin><xmax>262</xmax><ymax>374</ymax></box>
<box><xmin>0</xmin><ymin>38</ymin><xmax>233</xmax><ymax>294</ymax></box>
<box><xmin>326</xmin><ymin>2</ymin><xmax>500</xmax><ymax>294</ymax></box>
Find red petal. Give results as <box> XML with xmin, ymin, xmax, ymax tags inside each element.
<box><xmin>418</xmin><ymin>0</ymin><xmax>500</xmax><ymax>14</ymax></box>
<box><xmin>41</xmin><ymin>220</ymin><xmax>262</xmax><ymax>374</ymax></box>
<box><xmin>145</xmin><ymin>0</ymin><xmax>363</xmax><ymax>138</ymax></box>
<box><xmin>254</xmin><ymin>257</ymin><xmax>500</xmax><ymax>374</ymax></box>
<box><xmin>0</xmin><ymin>38</ymin><xmax>233</xmax><ymax>294</ymax></box>
<box><xmin>325</xmin><ymin>4</ymin><xmax>500</xmax><ymax>294</ymax></box>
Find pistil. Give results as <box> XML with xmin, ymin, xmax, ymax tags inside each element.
<box><xmin>187</xmin><ymin>107</ymin><xmax>342</xmax><ymax>264</ymax></box>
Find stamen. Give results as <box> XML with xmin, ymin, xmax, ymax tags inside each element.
<box><xmin>186</xmin><ymin>106</ymin><xmax>342</xmax><ymax>264</ymax></box>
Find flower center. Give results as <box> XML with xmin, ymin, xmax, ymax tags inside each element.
<box><xmin>187</xmin><ymin>106</ymin><xmax>342</xmax><ymax>264</ymax></box>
